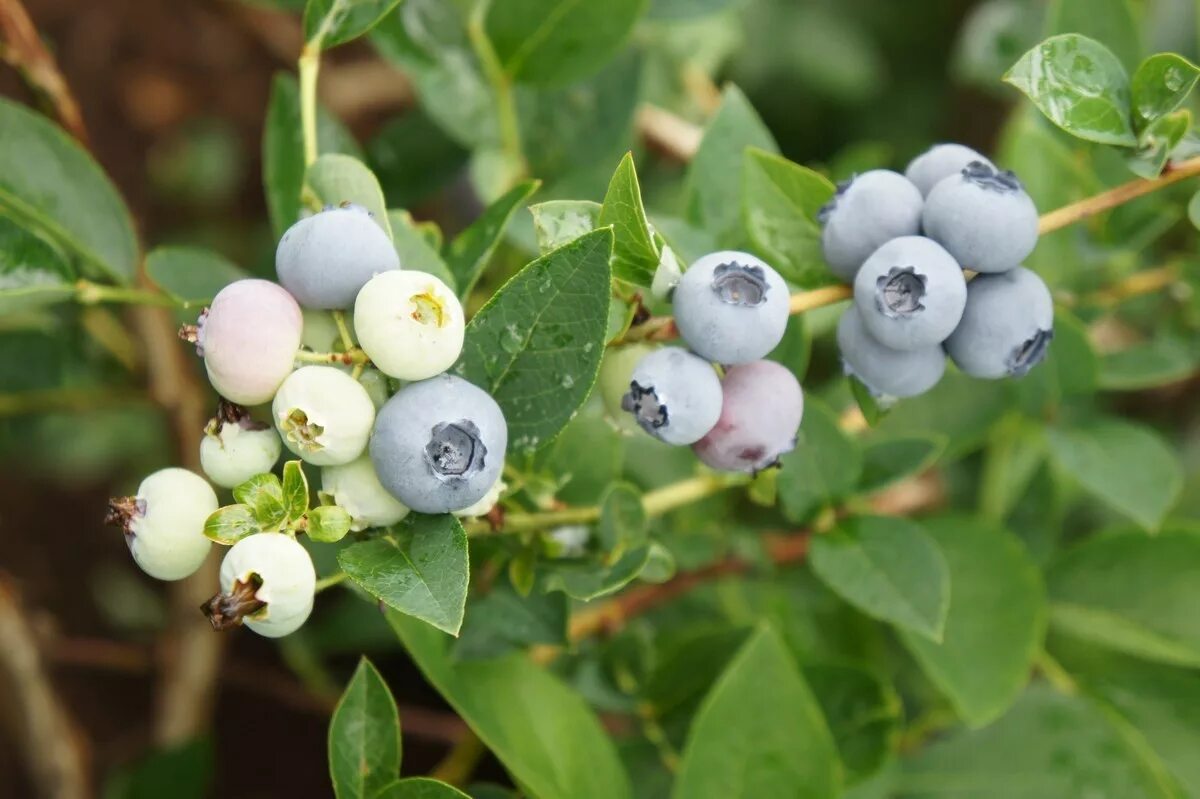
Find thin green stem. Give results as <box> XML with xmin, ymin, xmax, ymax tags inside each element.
<box><xmin>294</xmin><ymin>347</ymin><xmax>370</xmax><ymax>366</ymax></box>
<box><xmin>0</xmin><ymin>387</ymin><xmax>147</xmax><ymax>417</ymax></box>
<box><xmin>429</xmin><ymin>731</ymin><xmax>486</xmax><ymax>786</ymax></box>
<box><xmin>298</xmin><ymin>43</ymin><xmax>321</xmax><ymax>168</ymax></box>
<box><xmin>314</xmin><ymin>571</ymin><xmax>348</xmax><ymax>593</ymax></box>
<box><xmin>75</xmin><ymin>280</ymin><xmax>176</xmax><ymax>308</ymax></box>
<box><xmin>1036</xmin><ymin>650</ymin><xmax>1078</xmax><ymax>695</ymax></box>
<box><xmin>332</xmin><ymin>309</ymin><xmax>355</xmax><ymax>350</ymax></box>
<box><xmin>468</xmin><ymin>0</ymin><xmax>526</xmax><ymax>179</ymax></box>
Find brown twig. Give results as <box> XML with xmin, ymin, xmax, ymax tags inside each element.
<box><xmin>0</xmin><ymin>578</ymin><xmax>90</xmax><ymax>799</ymax></box>
<box><xmin>1038</xmin><ymin>156</ymin><xmax>1200</xmax><ymax>234</ymax></box>
<box><xmin>0</xmin><ymin>0</ymin><xmax>88</xmax><ymax>144</ymax></box>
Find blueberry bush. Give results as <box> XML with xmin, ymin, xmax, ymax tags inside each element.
<box><xmin>3</xmin><ymin>0</ymin><xmax>1200</xmax><ymax>796</ymax></box>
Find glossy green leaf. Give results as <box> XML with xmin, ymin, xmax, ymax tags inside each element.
<box><xmin>484</xmin><ymin>0</ymin><xmax>646</xmax><ymax>87</ymax></box>
<box><xmin>0</xmin><ymin>217</ymin><xmax>75</xmax><ymax>316</ymax></box>
<box><xmin>672</xmin><ymin>625</ymin><xmax>840</xmax><ymax>799</ymax></box>
<box><xmin>234</xmin><ymin>473</ymin><xmax>287</xmax><ymax>530</ymax></box>
<box><xmin>810</xmin><ymin>515</ymin><xmax>950</xmax><ymax>640</ymax></box>
<box><xmin>373</xmin><ymin>778</ymin><xmax>470</xmax><ymax>798</ymax></box>
<box><xmin>598</xmin><ymin>153</ymin><xmax>658</xmax><ymax>286</ymax></box>
<box><xmin>338</xmin><ymin>514</ymin><xmax>469</xmax><ymax>635</ymax></box>
<box><xmin>388</xmin><ymin>210</ymin><xmax>458</xmax><ymax>290</ymax></box>
<box><xmin>528</xmin><ymin>200</ymin><xmax>601</xmax><ymax>254</ymax></box>
<box><xmin>742</xmin><ymin>148</ymin><xmax>836</xmax><ymax>287</ymax></box>
<box><xmin>538</xmin><ymin>544</ymin><xmax>650</xmax><ymax>601</ymax></box>
<box><xmin>0</xmin><ymin>98</ymin><xmax>137</xmax><ymax>282</ymax></box>
<box><xmin>857</xmin><ymin>434</ymin><xmax>945</xmax><ymax>493</ymax></box>
<box><xmin>1047</xmin><ymin>0</ymin><xmax>1141</xmax><ymax>71</ymax></box>
<box><xmin>282</xmin><ymin>460</ymin><xmax>310</xmax><ymax>521</ymax></box>
<box><xmin>1045</xmin><ymin>417</ymin><xmax>1182</xmax><ymax>531</ymax></box>
<box><xmin>685</xmin><ymin>86</ymin><xmax>779</xmax><ymax>245</ymax></box>
<box><xmin>389</xmin><ymin>612</ymin><xmax>633</xmax><ymax>799</ymax></box>
<box><xmin>202</xmin><ymin>504</ymin><xmax>261</xmax><ymax>545</ymax></box>
<box><xmin>597</xmin><ymin>481</ymin><xmax>646</xmax><ymax>555</ymax></box>
<box><xmin>899</xmin><ymin>516</ymin><xmax>1045</xmax><ymax>726</ymax></box>
<box><xmin>305</xmin><ymin>0</ymin><xmax>404</xmax><ymax>49</ymax></box>
<box><xmin>777</xmin><ymin>398</ymin><xmax>862</xmax><ymax>523</ymax></box>
<box><xmin>144</xmin><ymin>246</ymin><xmax>247</xmax><ymax>310</ymax></box>
<box><xmin>453</xmin><ymin>584</ymin><xmax>568</xmax><ymax>660</ymax></box>
<box><xmin>309</xmin><ymin>505</ymin><xmax>353</xmax><ymax>543</ymax></box>
<box><xmin>455</xmin><ymin>228</ymin><xmax>612</xmax><ymax>453</ymax></box>
<box><xmin>304</xmin><ymin>154</ymin><xmax>392</xmax><ymax>238</ymax></box>
<box><xmin>445</xmin><ymin>180</ymin><xmax>539</xmax><ymax>300</ymax></box>
<box><xmin>328</xmin><ymin>657</ymin><xmax>401</xmax><ymax>799</ymax></box>
<box><xmin>1126</xmin><ymin>110</ymin><xmax>1191</xmax><ymax>178</ymax></box>
<box><xmin>1004</xmin><ymin>34</ymin><xmax>1137</xmax><ymax>146</ymax></box>
<box><xmin>1048</xmin><ymin>527</ymin><xmax>1200</xmax><ymax>667</ymax></box>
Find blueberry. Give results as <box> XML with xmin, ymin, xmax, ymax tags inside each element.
<box><xmin>836</xmin><ymin>306</ymin><xmax>946</xmax><ymax>399</ymax></box>
<box><xmin>944</xmin><ymin>266</ymin><xmax>1054</xmax><ymax>379</ymax></box>
<box><xmin>904</xmin><ymin>144</ymin><xmax>993</xmax><ymax>197</ymax></box>
<box><xmin>106</xmin><ymin>468</ymin><xmax>217</xmax><ymax>581</ymax></box>
<box><xmin>195</xmin><ymin>279</ymin><xmax>303</xmax><ymax>405</ymax></box>
<box><xmin>672</xmin><ymin>251</ymin><xmax>790</xmax><ymax>364</ymax></box>
<box><xmin>922</xmin><ymin>161</ymin><xmax>1039</xmax><ymax>274</ymax></box>
<box><xmin>276</xmin><ymin>204</ymin><xmax>400</xmax><ymax>310</ymax></box>
<box><xmin>621</xmin><ymin>347</ymin><xmax>722</xmax><ymax>445</ymax></box>
<box><xmin>598</xmin><ymin>343</ymin><xmax>658</xmax><ymax>435</ymax></box>
<box><xmin>199</xmin><ymin>402</ymin><xmax>282</xmax><ymax>489</ymax></box>
<box><xmin>205</xmin><ymin>532</ymin><xmax>315</xmax><ymax>638</ymax></box>
<box><xmin>692</xmin><ymin>360</ymin><xmax>803</xmax><ymax>473</ymax></box>
<box><xmin>370</xmin><ymin>374</ymin><xmax>508</xmax><ymax>514</ymax></box>
<box><xmin>819</xmin><ymin>170</ymin><xmax>924</xmax><ymax>282</ymax></box>
<box><xmin>272</xmin><ymin>366</ymin><xmax>376</xmax><ymax>466</ymax></box>
<box><xmin>853</xmin><ymin>236</ymin><xmax>966</xmax><ymax>350</ymax></box>
<box><xmin>321</xmin><ymin>455</ymin><xmax>410</xmax><ymax>532</ymax></box>
<box><xmin>452</xmin><ymin>474</ymin><xmax>505</xmax><ymax>519</ymax></box>
<box><xmin>354</xmin><ymin>270</ymin><xmax>465</xmax><ymax>381</ymax></box>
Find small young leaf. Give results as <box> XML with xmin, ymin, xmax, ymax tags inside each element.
<box><xmin>233</xmin><ymin>473</ymin><xmax>288</xmax><ymax>530</ymax></box>
<box><xmin>1004</xmin><ymin>34</ymin><xmax>1137</xmax><ymax>146</ymax></box>
<box><xmin>304</xmin><ymin>154</ymin><xmax>392</xmax><ymax>238</ymax></box>
<box><xmin>1126</xmin><ymin>110</ymin><xmax>1191</xmax><ymax>178</ymax></box>
<box><xmin>338</xmin><ymin>514</ymin><xmax>469</xmax><ymax>635</ymax></box>
<box><xmin>455</xmin><ymin>228</ymin><xmax>613</xmax><ymax>453</ymax></box>
<box><xmin>1131</xmin><ymin>53</ymin><xmax>1200</xmax><ymax>128</ymax></box>
<box><xmin>282</xmin><ymin>460</ymin><xmax>310</xmax><ymax>522</ymax></box>
<box><xmin>144</xmin><ymin>246</ymin><xmax>247</xmax><ymax>309</ymax></box>
<box><xmin>848</xmin><ymin>375</ymin><xmax>887</xmax><ymax>427</ymax></box>
<box><xmin>742</xmin><ymin>148</ymin><xmax>836</xmax><ymax>287</ymax></box>
<box><xmin>328</xmin><ymin>657</ymin><xmax>401</xmax><ymax>799</ymax></box>
<box><xmin>597</xmin><ymin>482</ymin><xmax>646</xmax><ymax>555</ymax></box>
<box><xmin>528</xmin><ymin>200</ymin><xmax>601</xmax><ymax>254</ymax></box>
<box><xmin>810</xmin><ymin>515</ymin><xmax>950</xmax><ymax>641</ymax></box>
<box><xmin>388</xmin><ymin>210</ymin><xmax>457</xmax><ymax>290</ymax></box>
<box><xmin>598</xmin><ymin>153</ymin><xmax>659</xmax><ymax>286</ymax></box>
<box><xmin>306</xmin><ymin>506</ymin><xmax>351</xmax><ymax>543</ymax></box>
<box><xmin>372</xmin><ymin>778</ymin><xmax>470</xmax><ymax>798</ymax></box>
<box><xmin>305</xmin><ymin>0</ymin><xmax>404</xmax><ymax>50</ymax></box>
<box><xmin>445</xmin><ymin>180</ymin><xmax>539</xmax><ymax>300</ymax></box>
<box><xmin>539</xmin><ymin>545</ymin><xmax>651</xmax><ymax>601</ymax></box>
<box><xmin>203</xmin><ymin>504</ymin><xmax>262</xmax><ymax>545</ymax></box>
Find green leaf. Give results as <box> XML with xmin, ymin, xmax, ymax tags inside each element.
<box><xmin>848</xmin><ymin>376</ymin><xmax>886</xmax><ymax>428</ymax></box>
<box><xmin>1045</xmin><ymin>417</ymin><xmax>1182</xmax><ymax>532</ymax></box>
<box><xmin>857</xmin><ymin>434</ymin><xmax>945</xmax><ymax>493</ymax></box>
<box><xmin>304</xmin><ymin>154</ymin><xmax>393</xmax><ymax>238</ymax></box>
<box><xmin>455</xmin><ymin>228</ymin><xmax>612</xmax><ymax>453</ymax></box>
<box><xmin>597</xmin><ymin>482</ymin><xmax>646</xmax><ymax>555</ymax></box>
<box><xmin>803</xmin><ymin>663</ymin><xmax>901</xmax><ymax>786</ymax></box>
<box><xmin>1012</xmin><ymin>307</ymin><xmax>1098</xmax><ymax>412</ymax></box>
<box><xmin>445</xmin><ymin>180</ymin><xmax>539</xmax><ymax>300</ymax></box>
<box><xmin>1048</xmin><ymin>527</ymin><xmax>1200</xmax><ymax>667</ymax></box>
<box><xmin>203</xmin><ymin>504</ymin><xmax>262</xmax><ymax>545</ymax></box>
<box><xmin>389</xmin><ymin>612</ymin><xmax>633</xmax><ymax>799</ymax></box>
<box><xmin>0</xmin><ymin>217</ymin><xmax>75</xmax><ymax>316</ymax></box>
<box><xmin>1003</xmin><ymin>34</ymin><xmax>1137</xmax><ymax>147</ymax></box>
<box><xmin>373</xmin><ymin>778</ymin><xmax>470</xmax><ymax>798</ymax></box>
<box><xmin>234</xmin><ymin>473</ymin><xmax>288</xmax><ymax>530</ymax></box>
<box><xmin>328</xmin><ymin>657</ymin><xmax>401</xmax><ymax>799</ymax></box>
<box><xmin>1047</xmin><ymin>0</ymin><xmax>1141</xmax><ymax>71</ymax></box>
<box><xmin>528</xmin><ymin>200</ymin><xmax>601</xmax><ymax>254</ymax></box>
<box><xmin>742</xmin><ymin>148</ymin><xmax>836</xmax><ymax>287</ymax></box>
<box><xmin>0</xmin><ymin>97</ymin><xmax>137</xmax><ymax>283</ymax></box>
<box><xmin>672</xmin><ymin>625</ymin><xmax>840</xmax><ymax>799</ymax></box>
<box><xmin>305</xmin><ymin>0</ymin><xmax>404</xmax><ymax>49</ymax></box>
<box><xmin>388</xmin><ymin>210</ymin><xmax>457</xmax><ymax>290</ymax></box>
<box><xmin>143</xmin><ymin>246</ymin><xmax>247</xmax><ymax>310</ymax></box>
<box><xmin>453</xmin><ymin>584</ymin><xmax>568</xmax><ymax>660</ymax></box>
<box><xmin>103</xmin><ymin>739</ymin><xmax>212</xmax><ymax>799</ymax></box>
<box><xmin>339</xmin><ymin>514</ymin><xmax>469</xmax><ymax>635</ymax></box>
<box><xmin>776</xmin><ymin>398</ymin><xmax>862</xmax><ymax>523</ymax></box>
<box><xmin>538</xmin><ymin>544</ymin><xmax>651</xmax><ymax>601</ymax></box>
<box><xmin>1126</xmin><ymin>110</ymin><xmax>1191</xmax><ymax>178</ymax></box>
<box><xmin>899</xmin><ymin>684</ymin><xmax>1177</xmax><ymax>798</ymax></box>
<box><xmin>810</xmin><ymin>516</ymin><xmax>950</xmax><ymax>641</ymax></box>
<box><xmin>597</xmin><ymin>153</ymin><xmax>658</xmax><ymax>286</ymax></box>
<box><xmin>1099</xmin><ymin>337</ymin><xmax>1199</xmax><ymax>390</ymax></box>
<box><xmin>309</xmin><ymin>505</ymin><xmax>353</xmax><ymax>543</ymax></box>
<box><xmin>263</xmin><ymin>73</ymin><xmax>361</xmax><ymax>238</ymax></box>
<box><xmin>484</xmin><ymin>0</ymin><xmax>646</xmax><ymax>87</ymax></box>
<box><xmin>685</xmin><ymin>86</ymin><xmax>779</xmax><ymax>244</ymax></box>
<box><xmin>282</xmin><ymin>460</ymin><xmax>310</xmax><ymax>521</ymax></box>
<box><xmin>899</xmin><ymin>516</ymin><xmax>1045</xmax><ymax>727</ymax></box>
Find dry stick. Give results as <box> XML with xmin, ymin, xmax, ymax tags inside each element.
<box><xmin>0</xmin><ymin>578</ymin><xmax>90</xmax><ymax>799</ymax></box>
<box><xmin>0</xmin><ymin>0</ymin><xmax>88</xmax><ymax>144</ymax></box>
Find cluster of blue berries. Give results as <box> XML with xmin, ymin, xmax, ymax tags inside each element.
<box><xmin>107</xmin><ymin>203</ymin><xmax>508</xmax><ymax>638</ymax></box>
<box><xmin>609</xmin><ymin>251</ymin><xmax>805</xmax><ymax>474</ymax></box>
<box><xmin>823</xmin><ymin>145</ymin><xmax>1054</xmax><ymax>401</ymax></box>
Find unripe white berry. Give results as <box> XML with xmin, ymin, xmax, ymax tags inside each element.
<box><xmin>321</xmin><ymin>455</ymin><xmax>410</xmax><ymax>532</ymax></box>
<box><xmin>199</xmin><ymin>406</ymin><xmax>282</xmax><ymax>489</ymax></box>
<box><xmin>354</xmin><ymin>271</ymin><xmax>465</xmax><ymax>380</ymax></box>
<box><xmin>110</xmin><ymin>468</ymin><xmax>218</xmax><ymax>581</ymax></box>
<box><xmin>272</xmin><ymin>366</ymin><xmax>375</xmax><ymax>466</ymax></box>
<box><xmin>216</xmin><ymin>533</ymin><xmax>316</xmax><ymax>638</ymax></box>
<box><xmin>453</xmin><ymin>476</ymin><xmax>506</xmax><ymax>519</ymax></box>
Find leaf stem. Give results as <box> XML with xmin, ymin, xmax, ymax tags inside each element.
<box><xmin>1035</xmin><ymin>650</ymin><xmax>1078</xmax><ymax>695</ymax></box>
<box><xmin>298</xmin><ymin>42</ymin><xmax>321</xmax><ymax>168</ymax></box>
<box><xmin>314</xmin><ymin>572</ymin><xmax>347</xmax><ymax>593</ymax></box>
<box><xmin>75</xmin><ymin>279</ymin><xmax>177</xmax><ymax>307</ymax></box>
<box><xmin>467</xmin><ymin>0</ymin><xmax>526</xmax><ymax>180</ymax></box>
<box><xmin>294</xmin><ymin>347</ymin><xmax>370</xmax><ymax>366</ymax></box>
<box><xmin>428</xmin><ymin>730</ymin><xmax>486</xmax><ymax>786</ymax></box>
<box><xmin>331</xmin><ymin>309</ymin><xmax>354</xmax><ymax>350</ymax></box>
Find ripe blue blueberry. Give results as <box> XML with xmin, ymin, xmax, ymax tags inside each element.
<box><xmin>922</xmin><ymin>161</ymin><xmax>1039</xmax><ymax>274</ymax></box>
<box><xmin>204</xmin><ymin>532</ymin><xmax>316</xmax><ymax>638</ymax></box>
<box><xmin>836</xmin><ymin>306</ymin><xmax>946</xmax><ymax>399</ymax></box>
<box><xmin>599</xmin><ymin>343</ymin><xmax>658</xmax><ymax>435</ymax></box>
<box><xmin>904</xmin><ymin>143</ymin><xmax>992</xmax><ymax>197</ymax></box>
<box><xmin>370</xmin><ymin>374</ymin><xmax>508</xmax><ymax>514</ymax></box>
<box><xmin>853</xmin><ymin>236</ymin><xmax>966</xmax><ymax>350</ymax></box>
<box><xmin>106</xmin><ymin>468</ymin><xmax>218</xmax><ymax>581</ymax></box>
<box><xmin>672</xmin><ymin>251</ymin><xmax>789</xmax><ymax>364</ymax></box>
<box><xmin>692</xmin><ymin>360</ymin><xmax>803</xmax><ymax>473</ymax></box>
<box><xmin>622</xmin><ymin>347</ymin><xmax>722</xmax><ymax>446</ymax></box>
<box><xmin>819</xmin><ymin>170</ymin><xmax>924</xmax><ymax>282</ymax></box>
<box><xmin>272</xmin><ymin>366</ymin><xmax>376</xmax><ymax>466</ymax></box>
<box><xmin>944</xmin><ymin>266</ymin><xmax>1054</xmax><ymax>379</ymax></box>
<box><xmin>276</xmin><ymin>204</ymin><xmax>400</xmax><ymax>310</ymax></box>
<box><xmin>199</xmin><ymin>401</ymin><xmax>282</xmax><ymax>489</ymax></box>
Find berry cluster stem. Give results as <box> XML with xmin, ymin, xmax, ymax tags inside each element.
<box><xmin>467</xmin><ymin>0</ymin><xmax>527</xmax><ymax>181</ymax></box>
<box><xmin>294</xmin><ymin>347</ymin><xmax>370</xmax><ymax>366</ymax></box>
<box><xmin>75</xmin><ymin>279</ymin><xmax>176</xmax><ymax>307</ymax></box>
